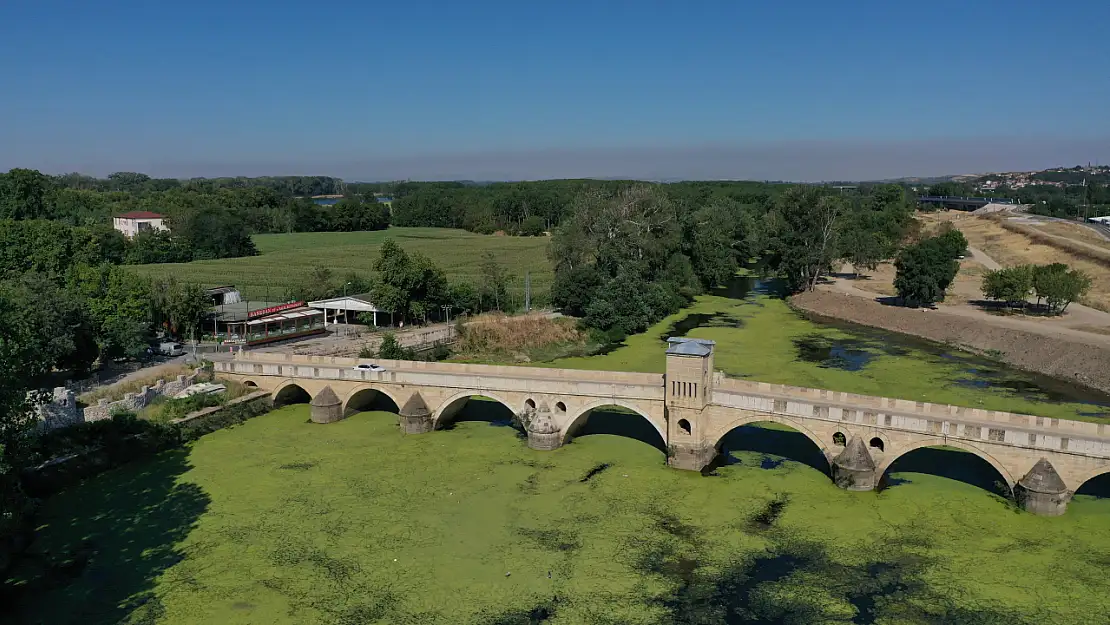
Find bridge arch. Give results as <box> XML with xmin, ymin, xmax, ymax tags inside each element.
<box><xmin>709</xmin><ymin>414</ymin><xmax>831</xmax><ymax>459</ymax></box>
<box><xmin>342</xmin><ymin>385</ymin><xmax>402</xmax><ymax>416</ymax></box>
<box><xmin>272</xmin><ymin>380</ymin><xmax>311</xmax><ymax>407</ymax></box>
<box><xmin>708</xmin><ymin>414</ymin><xmax>832</xmax><ymax>475</ymax></box>
<box><xmin>561</xmin><ymin>399</ymin><xmax>666</xmax><ymax>452</ymax></box>
<box><xmin>1072</xmin><ymin>465</ymin><xmax>1110</xmax><ymax>495</ymax></box>
<box><xmin>876</xmin><ymin>440</ymin><xmax>1017</xmax><ymax>493</ymax></box>
<box><xmin>432</xmin><ymin>390</ymin><xmax>517</xmax><ymax>430</ymax></box>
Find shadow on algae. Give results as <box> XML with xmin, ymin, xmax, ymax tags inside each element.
<box><xmin>4</xmin><ymin>449</ymin><xmax>208</xmax><ymax>624</ymax></box>
<box><xmin>480</xmin><ymin>504</ymin><xmax>1036</xmax><ymax>625</ymax></box>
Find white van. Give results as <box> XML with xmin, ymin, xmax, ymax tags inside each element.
<box><xmin>159</xmin><ymin>342</ymin><xmax>185</xmax><ymax>356</ymax></box>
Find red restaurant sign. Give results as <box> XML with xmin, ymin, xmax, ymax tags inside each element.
<box><xmin>248</xmin><ymin>301</ymin><xmax>305</xmax><ymax>319</ymax></box>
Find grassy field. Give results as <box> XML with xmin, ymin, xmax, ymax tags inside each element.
<box><xmin>128</xmin><ymin>228</ymin><xmax>554</xmax><ymax>303</ymax></box>
<box><xmin>9</xmin><ymin>406</ymin><xmax>1110</xmax><ymax>624</ymax></box>
<box><xmin>536</xmin><ymin>288</ymin><xmax>1110</xmax><ymax>423</ymax></box>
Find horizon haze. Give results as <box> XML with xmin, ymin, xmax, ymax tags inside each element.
<box><xmin>1</xmin><ymin>0</ymin><xmax>1107</xmax><ymax>181</ymax></box>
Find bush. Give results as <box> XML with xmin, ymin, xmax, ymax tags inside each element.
<box><xmin>980</xmin><ymin>265</ymin><xmax>1034</xmax><ymax>310</ymax></box>
<box><xmin>519</xmin><ymin>216</ymin><xmax>546</xmax><ymax>236</ymax></box>
<box><xmin>893</xmin><ymin>234</ymin><xmax>961</xmax><ymax>307</ymax></box>
<box><xmin>1033</xmin><ymin>263</ymin><xmax>1092</xmax><ymax>315</ymax></box>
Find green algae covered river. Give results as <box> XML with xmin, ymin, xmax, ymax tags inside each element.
<box><xmin>8</xmin><ymin>286</ymin><xmax>1110</xmax><ymax>624</ymax></box>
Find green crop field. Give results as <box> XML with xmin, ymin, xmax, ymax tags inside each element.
<box><xmin>127</xmin><ymin>228</ymin><xmax>554</xmax><ymax>302</ymax></box>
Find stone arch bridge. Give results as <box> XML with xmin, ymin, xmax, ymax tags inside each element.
<box><xmin>213</xmin><ymin>338</ymin><xmax>1110</xmax><ymax>516</ymax></box>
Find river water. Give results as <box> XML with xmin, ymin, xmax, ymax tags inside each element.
<box><xmin>9</xmin><ymin>277</ymin><xmax>1110</xmax><ymax>624</ymax></box>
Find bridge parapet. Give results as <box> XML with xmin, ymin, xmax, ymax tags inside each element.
<box><xmin>231</xmin><ymin>350</ymin><xmax>662</xmax><ymax>385</ymax></box>
<box><xmin>713</xmin><ymin>377</ymin><xmax>1109</xmax><ymax>442</ymax></box>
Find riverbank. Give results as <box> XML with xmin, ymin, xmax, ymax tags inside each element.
<box><xmin>790</xmin><ymin>289</ymin><xmax>1110</xmax><ymax>395</ymax></box>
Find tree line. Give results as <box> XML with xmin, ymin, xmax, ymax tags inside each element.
<box><xmin>386</xmin><ymin>179</ymin><xmax>787</xmax><ymax>235</ymax></box>
<box><xmin>924</xmin><ymin>178</ymin><xmax>1110</xmax><ymax>220</ymax></box>
<box><xmin>980</xmin><ymin>263</ymin><xmax>1092</xmax><ymax>315</ymax></box>
<box><xmin>0</xmin><ymin>169</ymin><xmax>391</xmax><ymax>264</ymax></box>
<box><xmin>547</xmin><ymin>183</ymin><xmax>917</xmax><ymax>340</ymax></box>
<box><xmin>282</xmin><ymin>241</ymin><xmax>515</xmax><ymax>324</ymax></box>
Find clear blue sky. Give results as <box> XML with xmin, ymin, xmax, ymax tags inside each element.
<box><xmin>1</xmin><ymin>0</ymin><xmax>1107</xmax><ymax>180</ymax></box>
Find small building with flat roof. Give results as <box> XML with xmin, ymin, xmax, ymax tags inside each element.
<box><xmin>113</xmin><ymin>210</ymin><xmax>168</xmax><ymax>238</ymax></box>
<box><xmin>209</xmin><ymin>301</ymin><xmax>325</xmax><ymax>346</ymax></box>
<box><xmin>308</xmin><ymin>293</ymin><xmax>389</xmax><ymax>327</ymax></box>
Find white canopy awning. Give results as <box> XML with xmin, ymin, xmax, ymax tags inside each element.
<box><xmin>246</xmin><ymin>308</ymin><xmax>323</xmax><ymax>326</ymax></box>
<box><xmin>307</xmin><ymin>295</ymin><xmax>381</xmax><ymax>313</ymax></box>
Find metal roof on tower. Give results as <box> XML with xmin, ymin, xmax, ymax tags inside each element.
<box><xmin>665</xmin><ymin>337</ymin><xmax>715</xmax><ymax>356</ymax></box>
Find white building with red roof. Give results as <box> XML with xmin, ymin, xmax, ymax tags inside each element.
<box><xmin>112</xmin><ymin>210</ymin><xmax>168</xmax><ymax>238</ymax></box>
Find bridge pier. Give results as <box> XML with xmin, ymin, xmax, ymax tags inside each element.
<box><xmin>831</xmin><ymin>436</ymin><xmax>878</xmax><ymax>491</ymax></box>
<box><xmin>668</xmin><ymin>442</ymin><xmax>716</xmax><ymax>471</ymax></box>
<box><xmin>399</xmin><ymin>392</ymin><xmax>433</xmax><ymax>434</ymax></box>
<box><xmin>526</xmin><ymin>402</ymin><xmax>561</xmax><ymax>451</ymax></box>
<box><xmin>1015</xmin><ymin>458</ymin><xmax>1071</xmax><ymax>516</ymax></box>
<box><xmin>310</xmin><ymin>386</ymin><xmax>343</xmax><ymax>424</ymax></box>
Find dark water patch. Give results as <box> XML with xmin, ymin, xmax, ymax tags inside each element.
<box><xmin>793</xmin><ymin>335</ymin><xmax>878</xmax><ymax>371</ymax></box>
<box><xmin>277</xmin><ymin>461</ymin><xmax>317</xmax><ymax>471</ymax></box>
<box><xmin>798</xmin><ymin>310</ymin><xmax>1110</xmax><ymax>413</ymax></box>
<box><xmin>480</xmin><ymin>597</ymin><xmax>560</xmax><ymax>624</ymax></box>
<box><xmin>748</xmin><ymin>495</ymin><xmax>789</xmax><ymax>532</ymax></box>
<box><xmin>716</xmin><ymin>424</ymin><xmax>831</xmax><ymax>477</ymax></box>
<box><xmin>566</xmin><ymin>408</ymin><xmax>667</xmax><ymax>453</ymax></box>
<box><xmin>760</xmin><ymin>456</ymin><xmax>786</xmax><ymax>469</ymax></box>
<box><xmin>953</xmin><ymin>365</ymin><xmax>1110</xmax><ymax>408</ymax></box>
<box><xmin>579</xmin><ymin>463</ymin><xmax>611</xmax><ymax>483</ymax></box>
<box><xmin>661</xmin><ymin>312</ymin><xmax>744</xmax><ymax>340</ymax></box>
<box><xmin>654</xmin><ymin>511</ymin><xmax>698</xmax><ymax>541</ymax></box>
<box><xmin>710</xmin><ymin>275</ymin><xmax>757</xmax><ymax>300</ymax></box>
<box><xmin>879</xmin><ymin>447</ymin><xmax>1013</xmax><ymax>499</ymax></box>
<box><xmin>516</xmin><ymin>527</ymin><xmax>581</xmax><ymax>553</ymax></box>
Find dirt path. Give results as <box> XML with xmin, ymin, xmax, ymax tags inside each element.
<box><xmin>825</xmin><ymin>246</ymin><xmax>1110</xmax><ymax>347</ymax></box>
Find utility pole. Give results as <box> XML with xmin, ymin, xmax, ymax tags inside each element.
<box><xmin>524</xmin><ymin>272</ymin><xmax>531</xmax><ymax>312</ymax></box>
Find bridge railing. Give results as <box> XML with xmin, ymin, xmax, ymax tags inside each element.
<box><xmin>713</xmin><ymin>376</ymin><xmax>1110</xmax><ymax>445</ymax></box>
<box><xmin>232</xmin><ymin>350</ymin><xmax>664</xmax><ymax>386</ymax></box>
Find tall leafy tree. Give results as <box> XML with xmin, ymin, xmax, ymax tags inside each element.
<box><xmin>765</xmin><ymin>187</ymin><xmax>847</xmax><ymax>292</ymax></box>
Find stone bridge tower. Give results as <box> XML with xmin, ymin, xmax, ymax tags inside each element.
<box><xmin>665</xmin><ymin>337</ymin><xmax>717</xmax><ymax>470</ymax></box>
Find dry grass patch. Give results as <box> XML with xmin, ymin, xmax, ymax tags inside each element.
<box><xmin>1032</xmin><ymin>222</ymin><xmax>1110</xmax><ymax>251</ymax></box>
<box><xmin>949</xmin><ymin>215</ymin><xmax>1110</xmax><ymax>312</ymax></box>
<box><xmin>454</xmin><ymin>313</ymin><xmax>588</xmax><ymax>362</ymax></box>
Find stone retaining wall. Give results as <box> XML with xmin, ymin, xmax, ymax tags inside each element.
<box><xmin>36</xmin><ymin>368</ymin><xmax>207</xmax><ymax>431</ymax></box>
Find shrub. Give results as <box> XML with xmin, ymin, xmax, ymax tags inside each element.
<box><xmin>980</xmin><ymin>265</ymin><xmax>1034</xmax><ymax>310</ymax></box>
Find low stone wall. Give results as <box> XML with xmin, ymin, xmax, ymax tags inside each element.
<box><xmin>36</xmin><ymin>368</ymin><xmax>208</xmax><ymax>431</ymax></box>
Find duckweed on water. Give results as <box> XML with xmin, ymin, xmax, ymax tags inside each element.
<box><xmin>8</xmin><ymin>406</ymin><xmax>1110</xmax><ymax>624</ymax></box>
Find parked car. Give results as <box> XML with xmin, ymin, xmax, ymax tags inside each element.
<box><xmin>158</xmin><ymin>342</ymin><xmax>185</xmax><ymax>357</ymax></box>
<box><xmin>352</xmin><ymin>363</ymin><xmax>386</xmax><ymax>372</ymax></box>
